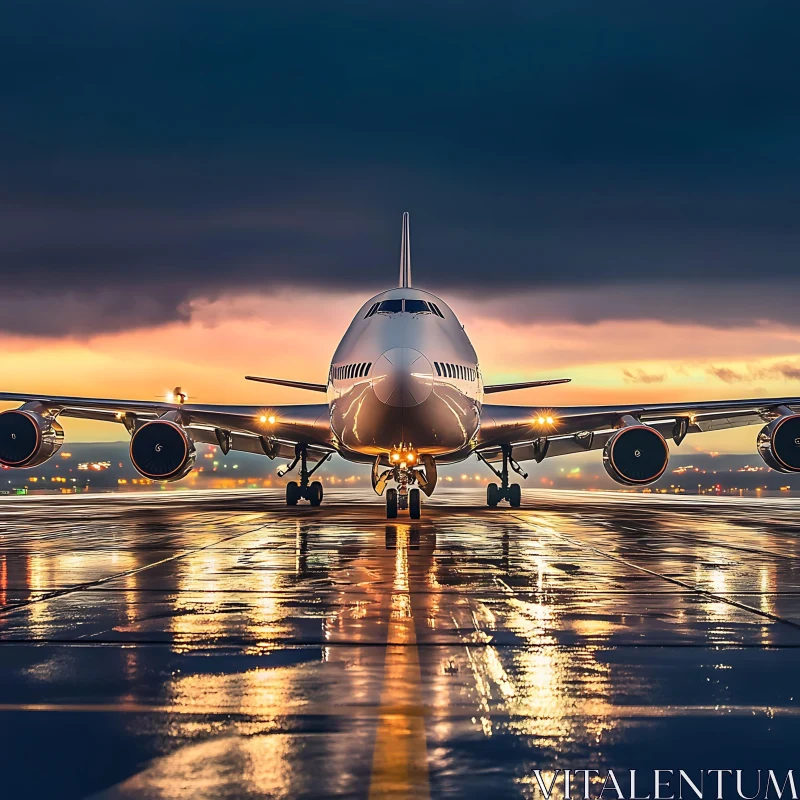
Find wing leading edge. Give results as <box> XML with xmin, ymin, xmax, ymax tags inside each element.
<box><xmin>476</xmin><ymin>397</ymin><xmax>800</xmax><ymax>463</ymax></box>
<box><xmin>0</xmin><ymin>391</ymin><xmax>333</xmax><ymax>461</ymax></box>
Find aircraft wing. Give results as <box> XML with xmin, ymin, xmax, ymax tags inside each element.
<box><xmin>476</xmin><ymin>396</ymin><xmax>800</xmax><ymax>463</ymax></box>
<box><xmin>0</xmin><ymin>391</ymin><xmax>334</xmax><ymax>462</ymax></box>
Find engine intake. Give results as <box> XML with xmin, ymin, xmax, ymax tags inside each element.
<box><xmin>757</xmin><ymin>414</ymin><xmax>800</xmax><ymax>473</ymax></box>
<box><xmin>130</xmin><ymin>420</ymin><xmax>196</xmax><ymax>481</ymax></box>
<box><xmin>0</xmin><ymin>409</ymin><xmax>64</xmax><ymax>468</ymax></box>
<box><xmin>603</xmin><ymin>424</ymin><xmax>669</xmax><ymax>486</ymax></box>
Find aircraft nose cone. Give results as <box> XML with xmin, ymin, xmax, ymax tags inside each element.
<box><xmin>372</xmin><ymin>348</ymin><xmax>434</xmax><ymax>407</ymax></box>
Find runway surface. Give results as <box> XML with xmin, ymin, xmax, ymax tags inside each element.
<box><xmin>2</xmin><ymin>488</ymin><xmax>800</xmax><ymax>799</ymax></box>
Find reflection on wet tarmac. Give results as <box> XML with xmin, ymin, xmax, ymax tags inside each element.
<box><xmin>1</xmin><ymin>489</ymin><xmax>800</xmax><ymax>798</ymax></box>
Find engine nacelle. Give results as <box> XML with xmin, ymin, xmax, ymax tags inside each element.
<box><xmin>757</xmin><ymin>414</ymin><xmax>800</xmax><ymax>473</ymax></box>
<box><xmin>603</xmin><ymin>424</ymin><xmax>669</xmax><ymax>486</ymax></box>
<box><xmin>130</xmin><ymin>420</ymin><xmax>196</xmax><ymax>481</ymax></box>
<box><xmin>0</xmin><ymin>409</ymin><xmax>64</xmax><ymax>468</ymax></box>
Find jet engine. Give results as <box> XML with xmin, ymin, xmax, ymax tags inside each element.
<box><xmin>0</xmin><ymin>409</ymin><xmax>64</xmax><ymax>468</ymax></box>
<box><xmin>130</xmin><ymin>420</ymin><xmax>196</xmax><ymax>481</ymax></box>
<box><xmin>757</xmin><ymin>414</ymin><xmax>800</xmax><ymax>473</ymax></box>
<box><xmin>603</xmin><ymin>424</ymin><xmax>669</xmax><ymax>486</ymax></box>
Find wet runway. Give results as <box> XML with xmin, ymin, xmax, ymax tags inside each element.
<box><xmin>2</xmin><ymin>489</ymin><xmax>800</xmax><ymax>799</ymax></box>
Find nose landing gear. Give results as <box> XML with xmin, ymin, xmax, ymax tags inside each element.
<box><xmin>280</xmin><ymin>444</ymin><xmax>330</xmax><ymax>506</ymax></box>
<box><xmin>373</xmin><ymin>447</ymin><xmax>426</xmax><ymax>519</ymax></box>
<box><xmin>477</xmin><ymin>445</ymin><xmax>527</xmax><ymax>508</ymax></box>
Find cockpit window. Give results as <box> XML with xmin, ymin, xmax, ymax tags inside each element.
<box><xmin>376</xmin><ymin>299</ymin><xmax>403</xmax><ymax>313</ymax></box>
<box><xmin>364</xmin><ymin>303</ymin><xmax>379</xmax><ymax>318</ymax></box>
<box><xmin>404</xmin><ymin>299</ymin><xmax>429</xmax><ymax>314</ymax></box>
<box><xmin>430</xmin><ymin>303</ymin><xmax>444</xmax><ymax>318</ymax></box>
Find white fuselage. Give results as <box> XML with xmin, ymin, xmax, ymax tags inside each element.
<box><xmin>327</xmin><ymin>287</ymin><xmax>483</xmax><ymax>464</ymax></box>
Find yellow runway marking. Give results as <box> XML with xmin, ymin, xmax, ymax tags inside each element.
<box><xmin>369</xmin><ymin>527</ymin><xmax>431</xmax><ymax>800</ymax></box>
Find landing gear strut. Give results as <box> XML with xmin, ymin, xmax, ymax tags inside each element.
<box><xmin>478</xmin><ymin>445</ymin><xmax>526</xmax><ymax>508</ymax></box>
<box><xmin>282</xmin><ymin>444</ymin><xmax>327</xmax><ymax>506</ymax></box>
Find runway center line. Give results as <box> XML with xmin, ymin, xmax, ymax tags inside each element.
<box><xmin>368</xmin><ymin>525</ymin><xmax>431</xmax><ymax>800</ymax></box>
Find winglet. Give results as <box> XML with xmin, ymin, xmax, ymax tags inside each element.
<box><xmin>399</xmin><ymin>212</ymin><xmax>411</xmax><ymax>288</ymax></box>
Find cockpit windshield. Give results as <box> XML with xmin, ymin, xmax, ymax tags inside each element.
<box><xmin>403</xmin><ymin>299</ymin><xmax>429</xmax><ymax>313</ymax></box>
<box><xmin>365</xmin><ymin>298</ymin><xmax>445</xmax><ymax>318</ymax></box>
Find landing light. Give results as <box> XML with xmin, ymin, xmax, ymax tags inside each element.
<box><xmin>259</xmin><ymin>415</ymin><xmax>267</xmax><ymax>423</ymax></box>
<box><xmin>392</xmin><ymin>453</ymin><xmax>400</xmax><ymax>462</ymax></box>
<box><xmin>268</xmin><ymin>415</ymin><xmax>276</xmax><ymax>425</ymax></box>
<box><xmin>537</xmin><ymin>416</ymin><xmax>545</xmax><ymax>425</ymax></box>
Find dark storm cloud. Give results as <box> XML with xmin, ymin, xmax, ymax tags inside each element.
<box><xmin>2</xmin><ymin>1</ymin><xmax>800</xmax><ymax>335</ymax></box>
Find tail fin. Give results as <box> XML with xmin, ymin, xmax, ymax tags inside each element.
<box><xmin>399</xmin><ymin>212</ymin><xmax>411</xmax><ymax>288</ymax></box>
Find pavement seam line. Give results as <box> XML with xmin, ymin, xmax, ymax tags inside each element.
<box><xmin>511</xmin><ymin>512</ymin><xmax>800</xmax><ymax>632</ymax></box>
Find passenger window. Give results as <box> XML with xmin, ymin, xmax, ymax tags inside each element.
<box><xmin>404</xmin><ymin>299</ymin><xmax>429</xmax><ymax>314</ymax></box>
<box><xmin>377</xmin><ymin>299</ymin><xmax>402</xmax><ymax>313</ymax></box>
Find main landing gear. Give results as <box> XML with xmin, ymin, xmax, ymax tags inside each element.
<box><xmin>477</xmin><ymin>445</ymin><xmax>526</xmax><ymax>508</ymax></box>
<box><xmin>281</xmin><ymin>444</ymin><xmax>328</xmax><ymax>506</ymax></box>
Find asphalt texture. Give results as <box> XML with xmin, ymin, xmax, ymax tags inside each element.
<box><xmin>1</xmin><ymin>488</ymin><xmax>800</xmax><ymax>799</ymax></box>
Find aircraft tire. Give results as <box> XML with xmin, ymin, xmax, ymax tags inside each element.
<box><xmin>386</xmin><ymin>488</ymin><xmax>398</xmax><ymax>519</ymax></box>
<box><xmin>309</xmin><ymin>481</ymin><xmax>323</xmax><ymax>506</ymax></box>
<box><xmin>509</xmin><ymin>483</ymin><xmax>522</xmax><ymax>508</ymax></box>
<box><xmin>286</xmin><ymin>481</ymin><xmax>300</xmax><ymax>506</ymax></box>
<box><xmin>409</xmin><ymin>488</ymin><xmax>421</xmax><ymax>519</ymax></box>
<box><xmin>487</xmin><ymin>483</ymin><xmax>500</xmax><ymax>507</ymax></box>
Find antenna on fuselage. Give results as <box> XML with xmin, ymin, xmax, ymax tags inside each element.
<box><xmin>399</xmin><ymin>211</ymin><xmax>411</xmax><ymax>288</ymax></box>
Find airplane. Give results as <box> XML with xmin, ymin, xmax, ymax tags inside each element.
<box><xmin>2</xmin><ymin>212</ymin><xmax>800</xmax><ymax>519</ymax></box>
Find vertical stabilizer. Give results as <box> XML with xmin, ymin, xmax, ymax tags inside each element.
<box><xmin>399</xmin><ymin>212</ymin><xmax>411</xmax><ymax>288</ymax></box>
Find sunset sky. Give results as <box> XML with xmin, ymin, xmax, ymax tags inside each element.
<box><xmin>2</xmin><ymin>2</ymin><xmax>800</xmax><ymax>455</ymax></box>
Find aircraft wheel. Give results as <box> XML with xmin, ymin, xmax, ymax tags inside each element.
<box><xmin>509</xmin><ymin>483</ymin><xmax>521</xmax><ymax>508</ymax></box>
<box><xmin>386</xmin><ymin>488</ymin><xmax>398</xmax><ymax>519</ymax></box>
<box><xmin>409</xmin><ymin>488</ymin><xmax>421</xmax><ymax>519</ymax></box>
<box><xmin>286</xmin><ymin>481</ymin><xmax>300</xmax><ymax>506</ymax></box>
<box><xmin>487</xmin><ymin>483</ymin><xmax>500</xmax><ymax>507</ymax></box>
<box><xmin>308</xmin><ymin>481</ymin><xmax>323</xmax><ymax>506</ymax></box>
